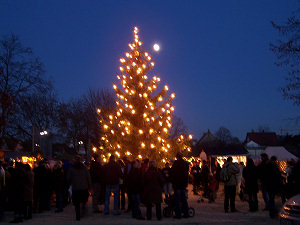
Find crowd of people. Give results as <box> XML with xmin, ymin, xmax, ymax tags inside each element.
<box><xmin>189</xmin><ymin>154</ymin><xmax>300</xmax><ymax>219</ymax></box>
<box><xmin>0</xmin><ymin>151</ymin><xmax>299</xmax><ymax>223</ymax></box>
<box><xmin>0</xmin><ymin>152</ymin><xmax>192</xmax><ymax>222</ymax></box>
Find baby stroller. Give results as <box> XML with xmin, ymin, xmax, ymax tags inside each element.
<box><xmin>163</xmin><ymin>194</ymin><xmax>195</xmax><ymax>218</ymax></box>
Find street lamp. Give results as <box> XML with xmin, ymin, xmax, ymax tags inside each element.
<box><xmin>40</xmin><ymin>131</ymin><xmax>48</xmax><ymax>136</ymax></box>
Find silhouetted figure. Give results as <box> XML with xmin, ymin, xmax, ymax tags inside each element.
<box><xmin>266</xmin><ymin>156</ymin><xmax>282</xmax><ymax>218</ymax></box>
<box><xmin>191</xmin><ymin>161</ymin><xmax>201</xmax><ymax>195</ymax></box>
<box><xmin>127</xmin><ymin>159</ymin><xmax>144</xmax><ymax>220</ymax></box>
<box><xmin>90</xmin><ymin>154</ymin><xmax>104</xmax><ymax>213</ymax></box>
<box><xmin>53</xmin><ymin>160</ymin><xmax>65</xmax><ymax>213</ymax></box>
<box><xmin>170</xmin><ymin>152</ymin><xmax>190</xmax><ymax>219</ymax></box>
<box><xmin>0</xmin><ymin>161</ymin><xmax>5</xmax><ymax>221</ymax></box>
<box><xmin>143</xmin><ymin>160</ymin><xmax>164</xmax><ymax>220</ymax></box>
<box><xmin>104</xmin><ymin>155</ymin><xmax>122</xmax><ymax>215</ymax></box>
<box><xmin>257</xmin><ymin>153</ymin><xmax>269</xmax><ymax>210</ymax></box>
<box><xmin>68</xmin><ymin>155</ymin><xmax>91</xmax><ymax>221</ymax></box>
<box><xmin>23</xmin><ymin>164</ymin><xmax>34</xmax><ymax>220</ymax></box>
<box><xmin>117</xmin><ymin>159</ymin><xmax>126</xmax><ymax>210</ymax></box>
<box><xmin>288</xmin><ymin>159</ymin><xmax>300</xmax><ymax>197</ymax></box>
<box><xmin>242</xmin><ymin>158</ymin><xmax>258</xmax><ymax>212</ymax></box>
<box><xmin>162</xmin><ymin>162</ymin><xmax>172</xmax><ymax>199</ymax></box>
<box><xmin>10</xmin><ymin>162</ymin><xmax>26</xmax><ymax>223</ymax></box>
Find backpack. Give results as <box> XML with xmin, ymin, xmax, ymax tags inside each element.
<box><xmin>220</xmin><ymin>165</ymin><xmax>230</xmax><ymax>182</ymax></box>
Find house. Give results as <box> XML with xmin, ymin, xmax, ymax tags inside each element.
<box><xmin>245</xmin><ymin>132</ymin><xmax>278</xmax><ymax>157</ymax></box>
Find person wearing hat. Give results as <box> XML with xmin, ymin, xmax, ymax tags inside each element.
<box><xmin>67</xmin><ymin>155</ymin><xmax>91</xmax><ymax>221</ymax></box>
<box><xmin>170</xmin><ymin>152</ymin><xmax>190</xmax><ymax>219</ymax></box>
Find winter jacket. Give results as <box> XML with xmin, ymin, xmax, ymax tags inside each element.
<box><xmin>265</xmin><ymin>161</ymin><xmax>282</xmax><ymax>193</ymax></box>
<box><xmin>170</xmin><ymin>158</ymin><xmax>189</xmax><ymax>190</ymax></box>
<box><xmin>143</xmin><ymin>167</ymin><xmax>164</xmax><ymax>204</ymax></box>
<box><xmin>53</xmin><ymin>167</ymin><xmax>65</xmax><ymax>192</ymax></box>
<box><xmin>24</xmin><ymin>170</ymin><xmax>34</xmax><ymax>202</ymax></box>
<box><xmin>242</xmin><ymin>165</ymin><xmax>258</xmax><ymax>194</ymax></box>
<box><xmin>68</xmin><ymin>162</ymin><xmax>91</xmax><ymax>191</ymax></box>
<box><xmin>104</xmin><ymin>160</ymin><xmax>122</xmax><ymax>185</ymax></box>
<box><xmin>90</xmin><ymin>161</ymin><xmax>104</xmax><ymax>184</ymax></box>
<box><xmin>224</xmin><ymin>162</ymin><xmax>240</xmax><ymax>186</ymax></box>
<box><xmin>127</xmin><ymin>167</ymin><xmax>143</xmax><ymax>194</ymax></box>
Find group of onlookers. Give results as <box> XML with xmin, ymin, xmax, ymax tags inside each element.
<box><xmin>220</xmin><ymin>154</ymin><xmax>300</xmax><ymax>218</ymax></box>
<box><xmin>189</xmin><ymin>153</ymin><xmax>300</xmax><ymax>219</ymax></box>
<box><xmin>0</xmin><ymin>151</ymin><xmax>192</xmax><ymax>222</ymax></box>
<box><xmin>1</xmin><ymin>151</ymin><xmax>298</xmax><ymax>222</ymax></box>
<box><xmin>0</xmin><ymin>159</ymin><xmax>70</xmax><ymax>223</ymax></box>
<box><xmin>85</xmin><ymin>152</ymin><xmax>191</xmax><ymax>221</ymax></box>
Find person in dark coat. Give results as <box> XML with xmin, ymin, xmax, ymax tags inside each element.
<box><xmin>34</xmin><ymin>160</ymin><xmax>53</xmax><ymax>212</ymax></box>
<box><xmin>201</xmin><ymin>160</ymin><xmax>210</xmax><ymax>198</ymax></box>
<box><xmin>127</xmin><ymin>159</ymin><xmax>144</xmax><ymax>220</ymax></box>
<box><xmin>242</xmin><ymin>158</ymin><xmax>259</xmax><ymax>212</ymax></box>
<box><xmin>90</xmin><ymin>154</ymin><xmax>104</xmax><ymax>213</ymax></box>
<box><xmin>162</xmin><ymin>162</ymin><xmax>172</xmax><ymax>199</ymax></box>
<box><xmin>117</xmin><ymin>159</ymin><xmax>126</xmax><ymax>211</ymax></box>
<box><xmin>288</xmin><ymin>159</ymin><xmax>300</xmax><ymax>196</ymax></box>
<box><xmin>53</xmin><ymin>160</ymin><xmax>65</xmax><ymax>213</ymax></box>
<box><xmin>68</xmin><ymin>155</ymin><xmax>91</xmax><ymax>221</ymax></box>
<box><xmin>122</xmin><ymin>156</ymin><xmax>132</xmax><ymax>212</ymax></box>
<box><xmin>191</xmin><ymin>161</ymin><xmax>201</xmax><ymax>195</ymax></box>
<box><xmin>170</xmin><ymin>152</ymin><xmax>190</xmax><ymax>219</ymax></box>
<box><xmin>257</xmin><ymin>153</ymin><xmax>269</xmax><ymax>210</ymax></box>
<box><xmin>265</xmin><ymin>156</ymin><xmax>282</xmax><ymax>218</ymax></box>
<box><xmin>10</xmin><ymin>162</ymin><xmax>26</xmax><ymax>223</ymax></box>
<box><xmin>23</xmin><ymin>164</ymin><xmax>34</xmax><ymax>220</ymax></box>
<box><xmin>104</xmin><ymin>155</ymin><xmax>122</xmax><ymax>215</ymax></box>
<box><xmin>0</xmin><ymin>161</ymin><xmax>5</xmax><ymax>221</ymax></box>
<box><xmin>143</xmin><ymin>160</ymin><xmax>164</xmax><ymax>220</ymax></box>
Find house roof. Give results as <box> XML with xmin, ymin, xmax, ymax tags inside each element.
<box><xmin>246</xmin><ymin>132</ymin><xmax>278</xmax><ymax>146</ymax></box>
<box><xmin>198</xmin><ymin>129</ymin><xmax>217</xmax><ymax>144</ymax></box>
<box><xmin>204</xmin><ymin>145</ymin><xmax>248</xmax><ymax>157</ymax></box>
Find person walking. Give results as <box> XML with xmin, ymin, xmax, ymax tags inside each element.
<box><xmin>127</xmin><ymin>159</ymin><xmax>144</xmax><ymax>220</ymax></box>
<box><xmin>242</xmin><ymin>158</ymin><xmax>259</xmax><ymax>212</ymax></box>
<box><xmin>170</xmin><ymin>152</ymin><xmax>190</xmax><ymax>219</ymax></box>
<box><xmin>67</xmin><ymin>155</ymin><xmax>91</xmax><ymax>221</ymax></box>
<box><xmin>90</xmin><ymin>154</ymin><xmax>104</xmax><ymax>213</ymax></box>
<box><xmin>223</xmin><ymin>157</ymin><xmax>240</xmax><ymax>213</ymax></box>
<box><xmin>143</xmin><ymin>160</ymin><xmax>164</xmax><ymax>220</ymax></box>
<box><xmin>104</xmin><ymin>155</ymin><xmax>122</xmax><ymax>215</ymax></box>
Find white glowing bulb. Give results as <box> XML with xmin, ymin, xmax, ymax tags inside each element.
<box><xmin>153</xmin><ymin>44</ymin><xmax>160</xmax><ymax>51</ymax></box>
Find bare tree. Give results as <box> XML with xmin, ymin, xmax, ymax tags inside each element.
<box><xmin>14</xmin><ymin>88</ymin><xmax>58</xmax><ymax>140</ymax></box>
<box><xmin>0</xmin><ymin>34</ymin><xmax>47</xmax><ymax>145</ymax></box>
<box><xmin>270</xmin><ymin>8</ymin><xmax>300</xmax><ymax>106</ymax></box>
<box><xmin>215</xmin><ymin>126</ymin><xmax>240</xmax><ymax>144</ymax></box>
<box><xmin>82</xmin><ymin>88</ymin><xmax>115</xmax><ymax>149</ymax></box>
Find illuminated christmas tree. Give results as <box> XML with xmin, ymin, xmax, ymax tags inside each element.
<box><xmin>97</xmin><ymin>27</ymin><xmax>192</xmax><ymax>164</ymax></box>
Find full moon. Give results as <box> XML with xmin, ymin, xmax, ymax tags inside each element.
<box><xmin>153</xmin><ymin>43</ymin><xmax>160</xmax><ymax>51</ymax></box>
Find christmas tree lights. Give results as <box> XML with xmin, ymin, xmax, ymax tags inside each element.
<box><xmin>96</xmin><ymin>27</ymin><xmax>192</xmax><ymax>164</ymax></box>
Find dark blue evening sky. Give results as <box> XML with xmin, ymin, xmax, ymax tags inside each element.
<box><xmin>1</xmin><ymin>0</ymin><xmax>299</xmax><ymax>140</ymax></box>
